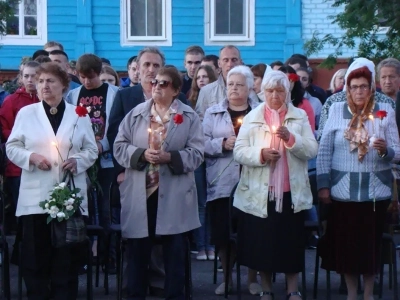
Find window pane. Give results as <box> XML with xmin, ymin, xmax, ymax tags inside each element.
<box><xmin>146</xmin><ymin>0</ymin><xmax>162</xmax><ymax>36</ymax></box>
<box><xmin>24</xmin><ymin>16</ymin><xmax>37</xmax><ymax>35</ymax></box>
<box><xmin>215</xmin><ymin>0</ymin><xmax>244</xmax><ymax>35</ymax></box>
<box><xmin>130</xmin><ymin>0</ymin><xmax>146</xmax><ymax>36</ymax></box>
<box><xmin>24</xmin><ymin>0</ymin><xmax>37</xmax><ymax>15</ymax></box>
<box><xmin>6</xmin><ymin>16</ymin><xmax>19</xmax><ymax>35</ymax></box>
<box><xmin>130</xmin><ymin>0</ymin><xmax>162</xmax><ymax>37</ymax></box>
<box><xmin>229</xmin><ymin>0</ymin><xmax>244</xmax><ymax>34</ymax></box>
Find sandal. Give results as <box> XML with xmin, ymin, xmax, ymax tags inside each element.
<box><xmin>260</xmin><ymin>291</ymin><xmax>274</xmax><ymax>299</ymax></box>
<box><xmin>286</xmin><ymin>291</ymin><xmax>302</xmax><ymax>299</ymax></box>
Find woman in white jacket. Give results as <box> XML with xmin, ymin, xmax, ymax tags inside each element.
<box><xmin>6</xmin><ymin>62</ymin><xmax>98</xmax><ymax>299</ymax></box>
<box><xmin>233</xmin><ymin>71</ymin><xmax>318</xmax><ymax>300</ymax></box>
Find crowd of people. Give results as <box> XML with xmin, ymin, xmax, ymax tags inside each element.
<box><xmin>0</xmin><ymin>40</ymin><xmax>400</xmax><ymax>300</ymax></box>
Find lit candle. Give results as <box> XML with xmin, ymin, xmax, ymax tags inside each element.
<box><xmin>51</xmin><ymin>141</ymin><xmax>64</xmax><ymax>161</ymax></box>
<box><xmin>270</xmin><ymin>126</ymin><xmax>276</xmax><ymax>149</ymax></box>
<box><xmin>235</xmin><ymin>118</ymin><xmax>243</xmax><ymax>136</ymax></box>
<box><xmin>369</xmin><ymin>115</ymin><xmax>376</xmax><ymax>147</ymax></box>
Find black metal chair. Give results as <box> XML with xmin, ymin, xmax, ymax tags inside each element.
<box><xmin>379</xmin><ymin>230</ymin><xmax>399</xmax><ymax>300</ymax></box>
<box><xmin>213</xmin><ymin>183</ymin><xmax>241</xmax><ymax>299</ymax></box>
<box><xmin>107</xmin><ymin>181</ymin><xmax>193</xmax><ymax>299</ymax></box>
<box><xmin>85</xmin><ymin>185</ymin><xmax>106</xmax><ymax>294</ymax></box>
<box><xmin>0</xmin><ymin>190</ymin><xmax>10</xmax><ymax>300</ymax></box>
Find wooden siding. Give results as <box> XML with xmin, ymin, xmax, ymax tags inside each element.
<box><xmin>0</xmin><ymin>0</ymin><xmax>302</xmax><ymax>72</ymax></box>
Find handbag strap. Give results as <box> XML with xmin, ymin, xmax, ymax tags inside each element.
<box><xmin>62</xmin><ymin>170</ymin><xmax>76</xmax><ymax>190</ymax></box>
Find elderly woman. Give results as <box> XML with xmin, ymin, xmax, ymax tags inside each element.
<box><xmin>113</xmin><ymin>66</ymin><xmax>204</xmax><ymax>299</ymax></box>
<box><xmin>233</xmin><ymin>70</ymin><xmax>318</xmax><ymax>300</ymax></box>
<box><xmin>203</xmin><ymin>65</ymin><xmax>261</xmax><ymax>295</ymax></box>
<box><xmin>6</xmin><ymin>62</ymin><xmax>98</xmax><ymax>299</ymax></box>
<box><xmin>317</xmin><ymin>66</ymin><xmax>400</xmax><ymax>300</ymax></box>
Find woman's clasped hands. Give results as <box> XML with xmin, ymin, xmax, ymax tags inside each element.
<box><xmin>144</xmin><ymin>149</ymin><xmax>171</xmax><ymax>164</ymax></box>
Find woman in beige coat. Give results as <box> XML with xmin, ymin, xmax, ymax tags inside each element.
<box><xmin>233</xmin><ymin>71</ymin><xmax>318</xmax><ymax>300</ymax></box>
<box><xmin>113</xmin><ymin>66</ymin><xmax>204</xmax><ymax>299</ymax></box>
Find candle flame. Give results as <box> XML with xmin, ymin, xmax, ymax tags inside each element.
<box><xmin>369</xmin><ymin>115</ymin><xmax>374</xmax><ymax>121</ymax></box>
<box><xmin>272</xmin><ymin>125</ymin><xmax>276</xmax><ymax>133</ymax></box>
<box><xmin>51</xmin><ymin>141</ymin><xmax>57</xmax><ymax>146</ymax></box>
<box><xmin>238</xmin><ymin>118</ymin><xmax>243</xmax><ymax>124</ymax></box>
<box><xmin>147</xmin><ymin>128</ymin><xmax>152</xmax><ymax>133</ymax></box>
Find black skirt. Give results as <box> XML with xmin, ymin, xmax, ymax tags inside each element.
<box><xmin>236</xmin><ymin>192</ymin><xmax>305</xmax><ymax>273</ymax></box>
<box><xmin>208</xmin><ymin>198</ymin><xmax>238</xmax><ymax>247</ymax></box>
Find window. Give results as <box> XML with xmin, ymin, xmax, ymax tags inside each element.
<box><xmin>0</xmin><ymin>0</ymin><xmax>47</xmax><ymax>46</ymax></box>
<box><xmin>121</xmin><ymin>0</ymin><xmax>172</xmax><ymax>46</ymax></box>
<box><xmin>205</xmin><ymin>0</ymin><xmax>255</xmax><ymax>46</ymax></box>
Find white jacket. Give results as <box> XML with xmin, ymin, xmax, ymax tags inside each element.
<box><xmin>233</xmin><ymin>103</ymin><xmax>318</xmax><ymax>218</ymax></box>
<box><xmin>6</xmin><ymin>102</ymin><xmax>98</xmax><ymax>217</ymax></box>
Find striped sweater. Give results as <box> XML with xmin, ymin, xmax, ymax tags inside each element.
<box><xmin>317</xmin><ymin>102</ymin><xmax>400</xmax><ymax>202</ymax></box>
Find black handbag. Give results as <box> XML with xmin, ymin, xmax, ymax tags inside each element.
<box><xmin>51</xmin><ymin>171</ymin><xmax>87</xmax><ymax>248</ymax></box>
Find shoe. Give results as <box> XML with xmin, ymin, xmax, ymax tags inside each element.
<box><xmin>286</xmin><ymin>291</ymin><xmax>302</xmax><ymax>299</ymax></box>
<box><xmin>207</xmin><ymin>250</ymin><xmax>215</xmax><ymax>260</ymax></box>
<box><xmin>196</xmin><ymin>250</ymin><xmax>207</xmax><ymax>260</ymax></box>
<box><xmin>308</xmin><ymin>235</ymin><xmax>319</xmax><ymax>249</ymax></box>
<box><xmin>260</xmin><ymin>291</ymin><xmax>274</xmax><ymax>299</ymax></box>
<box><xmin>217</xmin><ymin>264</ymin><xmax>223</xmax><ymax>272</ymax></box>
<box><xmin>215</xmin><ymin>282</ymin><xmax>232</xmax><ymax>295</ymax></box>
<box><xmin>248</xmin><ymin>282</ymin><xmax>262</xmax><ymax>295</ymax></box>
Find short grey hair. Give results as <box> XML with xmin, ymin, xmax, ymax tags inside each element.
<box><xmin>377</xmin><ymin>58</ymin><xmax>400</xmax><ymax>77</ymax></box>
<box><xmin>262</xmin><ymin>70</ymin><xmax>291</xmax><ymax>103</ymax></box>
<box><xmin>227</xmin><ymin>65</ymin><xmax>254</xmax><ymax>89</ymax></box>
<box><xmin>137</xmin><ymin>47</ymin><xmax>166</xmax><ymax>67</ymax></box>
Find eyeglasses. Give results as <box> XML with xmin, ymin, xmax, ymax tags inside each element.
<box><xmin>150</xmin><ymin>79</ymin><xmax>171</xmax><ymax>88</ymax></box>
<box><xmin>349</xmin><ymin>84</ymin><xmax>369</xmax><ymax>91</ymax></box>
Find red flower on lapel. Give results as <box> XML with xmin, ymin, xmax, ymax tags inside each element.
<box><xmin>376</xmin><ymin>110</ymin><xmax>387</xmax><ymax>120</ymax></box>
<box><xmin>173</xmin><ymin>113</ymin><xmax>183</xmax><ymax>125</ymax></box>
<box><xmin>75</xmin><ymin>104</ymin><xmax>89</xmax><ymax>117</ymax></box>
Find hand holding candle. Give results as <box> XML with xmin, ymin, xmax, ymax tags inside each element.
<box><xmin>148</xmin><ymin>127</ymin><xmax>163</xmax><ymax>150</ymax></box>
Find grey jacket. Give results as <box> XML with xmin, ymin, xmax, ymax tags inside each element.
<box><xmin>203</xmin><ymin>98</ymin><xmax>260</xmax><ymax>202</ymax></box>
<box><xmin>113</xmin><ymin>99</ymin><xmax>204</xmax><ymax>238</ymax></box>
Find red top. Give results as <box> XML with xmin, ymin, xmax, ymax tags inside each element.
<box><xmin>0</xmin><ymin>88</ymin><xmax>39</xmax><ymax>177</ymax></box>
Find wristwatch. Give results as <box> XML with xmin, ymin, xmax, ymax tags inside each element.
<box><xmin>378</xmin><ymin>150</ymin><xmax>388</xmax><ymax>158</ymax></box>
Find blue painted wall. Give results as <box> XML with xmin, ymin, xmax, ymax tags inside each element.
<box><xmin>0</xmin><ymin>0</ymin><xmax>304</xmax><ymax>71</ymax></box>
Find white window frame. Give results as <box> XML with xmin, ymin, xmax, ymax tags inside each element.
<box><xmin>120</xmin><ymin>0</ymin><xmax>172</xmax><ymax>46</ymax></box>
<box><xmin>204</xmin><ymin>0</ymin><xmax>255</xmax><ymax>46</ymax></box>
<box><xmin>0</xmin><ymin>0</ymin><xmax>47</xmax><ymax>46</ymax></box>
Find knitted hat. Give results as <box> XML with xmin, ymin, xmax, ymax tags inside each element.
<box><xmin>343</xmin><ymin>58</ymin><xmax>375</xmax><ymax>91</ymax></box>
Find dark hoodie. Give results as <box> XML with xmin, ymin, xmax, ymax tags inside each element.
<box><xmin>0</xmin><ymin>87</ymin><xmax>39</xmax><ymax>176</ymax></box>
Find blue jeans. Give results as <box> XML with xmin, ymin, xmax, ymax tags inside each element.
<box><xmin>193</xmin><ymin>164</ymin><xmax>214</xmax><ymax>252</ymax></box>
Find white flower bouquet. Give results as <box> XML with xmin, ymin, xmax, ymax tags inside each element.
<box><xmin>39</xmin><ymin>180</ymin><xmax>84</xmax><ymax>224</ymax></box>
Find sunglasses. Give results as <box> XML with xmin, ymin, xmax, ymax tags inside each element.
<box><xmin>150</xmin><ymin>79</ymin><xmax>171</xmax><ymax>88</ymax></box>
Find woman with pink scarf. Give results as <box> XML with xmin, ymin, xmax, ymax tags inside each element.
<box><xmin>233</xmin><ymin>70</ymin><xmax>318</xmax><ymax>300</ymax></box>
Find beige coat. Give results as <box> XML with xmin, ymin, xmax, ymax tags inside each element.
<box><xmin>233</xmin><ymin>103</ymin><xmax>318</xmax><ymax>218</ymax></box>
<box><xmin>113</xmin><ymin>99</ymin><xmax>204</xmax><ymax>238</ymax></box>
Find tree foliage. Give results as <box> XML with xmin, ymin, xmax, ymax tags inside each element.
<box><xmin>304</xmin><ymin>0</ymin><xmax>400</xmax><ymax>68</ymax></box>
<box><xmin>0</xmin><ymin>0</ymin><xmax>20</xmax><ymax>36</ymax></box>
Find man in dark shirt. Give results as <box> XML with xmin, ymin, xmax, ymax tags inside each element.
<box><xmin>181</xmin><ymin>45</ymin><xmax>205</xmax><ymax>96</ymax></box>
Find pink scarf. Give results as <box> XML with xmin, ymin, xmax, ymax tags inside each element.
<box><xmin>264</xmin><ymin>103</ymin><xmax>287</xmax><ymax>213</ymax></box>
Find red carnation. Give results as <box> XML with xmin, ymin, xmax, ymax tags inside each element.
<box><xmin>173</xmin><ymin>114</ymin><xmax>183</xmax><ymax>125</ymax></box>
<box><xmin>288</xmin><ymin>73</ymin><xmax>299</xmax><ymax>82</ymax></box>
<box><xmin>376</xmin><ymin>110</ymin><xmax>387</xmax><ymax>120</ymax></box>
<box><xmin>75</xmin><ymin>105</ymin><xmax>88</xmax><ymax>117</ymax></box>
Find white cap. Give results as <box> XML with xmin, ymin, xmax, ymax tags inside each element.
<box><xmin>343</xmin><ymin>58</ymin><xmax>375</xmax><ymax>91</ymax></box>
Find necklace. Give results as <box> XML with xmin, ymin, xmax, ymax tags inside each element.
<box><xmin>50</xmin><ymin>107</ymin><xmax>58</xmax><ymax>115</ymax></box>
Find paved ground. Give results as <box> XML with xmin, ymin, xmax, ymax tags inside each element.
<box><xmin>5</xmin><ymin>237</ymin><xmax>399</xmax><ymax>299</ymax></box>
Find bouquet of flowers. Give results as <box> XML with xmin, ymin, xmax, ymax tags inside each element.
<box><xmin>39</xmin><ymin>175</ymin><xmax>84</xmax><ymax>224</ymax></box>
